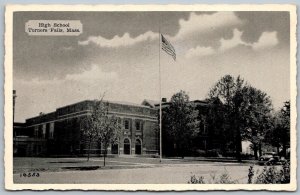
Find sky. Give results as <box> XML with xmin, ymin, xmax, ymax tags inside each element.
<box><xmin>13</xmin><ymin>11</ymin><xmax>290</xmax><ymax>122</ymax></box>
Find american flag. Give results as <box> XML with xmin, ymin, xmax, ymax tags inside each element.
<box><xmin>161</xmin><ymin>34</ymin><xmax>176</xmax><ymax>61</ymax></box>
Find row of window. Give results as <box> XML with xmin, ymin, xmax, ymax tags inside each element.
<box><xmin>32</xmin><ymin>119</ymin><xmax>142</xmax><ymax>139</ymax></box>
<box><xmin>33</xmin><ymin>123</ymin><xmax>54</xmax><ymax>139</ymax></box>
<box><xmin>124</xmin><ymin>120</ymin><xmax>142</xmax><ymax>131</ymax></box>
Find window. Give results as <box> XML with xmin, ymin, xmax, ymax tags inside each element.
<box><xmin>200</xmin><ymin>121</ymin><xmax>207</xmax><ymax>134</ymax></box>
<box><xmin>117</xmin><ymin>117</ymin><xmax>121</xmax><ymax>124</ymax></box>
<box><xmin>135</xmin><ymin>121</ymin><xmax>141</xmax><ymax>131</ymax></box>
<box><xmin>34</xmin><ymin>126</ymin><xmax>38</xmax><ymax>138</ymax></box>
<box><xmin>42</xmin><ymin>124</ymin><xmax>46</xmax><ymax>138</ymax></box>
<box><xmin>124</xmin><ymin>120</ymin><xmax>129</xmax><ymax>130</ymax></box>
<box><xmin>203</xmin><ymin>124</ymin><xmax>207</xmax><ymax>134</ymax></box>
<box><xmin>49</xmin><ymin>123</ymin><xmax>54</xmax><ymax>139</ymax></box>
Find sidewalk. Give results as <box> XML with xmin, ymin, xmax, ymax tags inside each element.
<box><xmin>168</xmin><ymin>156</ymin><xmax>257</xmax><ymax>164</ymax></box>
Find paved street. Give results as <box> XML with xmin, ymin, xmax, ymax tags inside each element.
<box><xmin>13</xmin><ymin>157</ymin><xmax>261</xmax><ymax>184</ymax></box>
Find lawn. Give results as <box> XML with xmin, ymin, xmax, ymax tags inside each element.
<box><xmin>13</xmin><ymin>156</ymin><xmax>259</xmax><ymax>184</ymax></box>
<box><xmin>13</xmin><ymin>156</ymin><xmax>154</xmax><ymax>173</ymax></box>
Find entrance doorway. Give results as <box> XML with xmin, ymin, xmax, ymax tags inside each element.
<box><xmin>111</xmin><ymin>144</ymin><xmax>118</xmax><ymax>154</ymax></box>
<box><xmin>124</xmin><ymin>138</ymin><xmax>130</xmax><ymax>155</ymax></box>
<box><xmin>135</xmin><ymin>139</ymin><xmax>142</xmax><ymax>155</ymax></box>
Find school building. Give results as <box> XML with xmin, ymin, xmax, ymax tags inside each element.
<box><xmin>13</xmin><ymin>99</ymin><xmax>159</xmax><ymax>157</ymax></box>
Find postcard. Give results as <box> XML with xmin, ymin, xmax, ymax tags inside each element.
<box><xmin>4</xmin><ymin>4</ymin><xmax>297</xmax><ymax>191</ymax></box>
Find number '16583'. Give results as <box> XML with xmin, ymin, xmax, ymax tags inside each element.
<box><xmin>20</xmin><ymin>172</ymin><xmax>40</xmax><ymax>177</ymax></box>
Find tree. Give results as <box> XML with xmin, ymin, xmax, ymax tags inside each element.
<box><xmin>96</xmin><ymin>103</ymin><xmax>121</xmax><ymax>166</ymax></box>
<box><xmin>162</xmin><ymin>90</ymin><xmax>199</xmax><ymax>157</ymax></box>
<box><xmin>279</xmin><ymin>101</ymin><xmax>290</xmax><ymax>158</ymax></box>
<box><xmin>265</xmin><ymin>114</ymin><xmax>282</xmax><ymax>155</ymax></box>
<box><xmin>80</xmin><ymin>98</ymin><xmax>121</xmax><ymax>165</ymax></box>
<box><xmin>80</xmin><ymin>100</ymin><xmax>104</xmax><ymax>161</ymax></box>
<box><xmin>241</xmin><ymin>86</ymin><xmax>273</xmax><ymax>159</ymax></box>
<box><xmin>205</xmin><ymin>97</ymin><xmax>232</xmax><ymax>155</ymax></box>
<box><xmin>266</xmin><ymin>101</ymin><xmax>290</xmax><ymax>158</ymax></box>
<box><xmin>208</xmin><ymin>75</ymin><xmax>245</xmax><ymax>161</ymax></box>
<box><xmin>208</xmin><ymin>75</ymin><xmax>276</xmax><ymax>161</ymax></box>
<box><xmin>80</xmin><ymin>116</ymin><xmax>97</xmax><ymax>161</ymax></box>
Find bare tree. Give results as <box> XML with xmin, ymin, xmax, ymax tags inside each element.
<box><xmin>96</xmin><ymin>104</ymin><xmax>121</xmax><ymax>166</ymax></box>
<box><xmin>81</xmin><ymin>116</ymin><xmax>97</xmax><ymax>161</ymax></box>
<box><xmin>80</xmin><ymin>94</ymin><xmax>121</xmax><ymax>165</ymax></box>
<box><xmin>80</xmin><ymin>97</ymin><xmax>106</xmax><ymax>161</ymax></box>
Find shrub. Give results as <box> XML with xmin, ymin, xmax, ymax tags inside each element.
<box><xmin>188</xmin><ymin>175</ymin><xmax>205</xmax><ymax>184</ymax></box>
<box><xmin>240</xmin><ymin>153</ymin><xmax>254</xmax><ymax>160</ymax></box>
<box><xmin>188</xmin><ymin>162</ymin><xmax>290</xmax><ymax>184</ymax></box>
<box><xmin>209</xmin><ymin>172</ymin><xmax>238</xmax><ymax>184</ymax></box>
<box><xmin>247</xmin><ymin>162</ymin><xmax>290</xmax><ymax>184</ymax></box>
<box><xmin>188</xmin><ymin>171</ymin><xmax>238</xmax><ymax>184</ymax></box>
<box><xmin>195</xmin><ymin>149</ymin><xmax>206</xmax><ymax>156</ymax></box>
<box><xmin>204</xmin><ymin>149</ymin><xmax>220</xmax><ymax>157</ymax></box>
<box><xmin>248</xmin><ymin>165</ymin><xmax>254</xmax><ymax>184</ymax></box>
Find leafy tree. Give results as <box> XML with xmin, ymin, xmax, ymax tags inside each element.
<box><xmin>208</xmin><ymin>75</ymin><xmax>276</xmax><ymax>161</ymax></box>
<box><xmin>241</xmin><ymin>86</ymin><xmax>273</xmax><ymax>159</ymax></box>
<box><xmin>264</xmin><ymin>114</ymin><xmax>282</xmax><ymax>155</ymax></box>
<box><xmin>265</xmin><ymin>101</ymin><xmax>290</xmax><ymax>158</ymax></box>
<box><xmin>280</xmin><ymin>101</ymin><xmax>290</xmax><ymax>158</ymax></box>
<box><xmin>205</xmin><ymin>97</ymin><xmax>232</xmax><ymax>155</ymax></box>
<box><xmin>80</xmin><ymin>98</ymin><xmax>121</xmax><ymax>165</ymax></box>
<box><xmin>208</xmin><ymin>75</ymin><xmax>245</xmax><ymax>161</ymax></box>
<box><xmin>162</xmin><ymin>90</ymin><xmax>199</xmax><ymax>157</ymax></box>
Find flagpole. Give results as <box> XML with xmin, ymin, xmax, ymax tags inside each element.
<box><xmin>159</xmin><ymin>26</ymin><xmax>162</xmax><ymax>163</ymax></box>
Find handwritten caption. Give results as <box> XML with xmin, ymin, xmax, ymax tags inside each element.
<box><xmin>25</xmin><ymin>20</ymin><xmax>82</xmax><ymax>36</ymax></box>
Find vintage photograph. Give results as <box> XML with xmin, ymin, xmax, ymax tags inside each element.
<box><xmin>5</xmin><ymin>4</ymin><xmax>297</xmax><ymax>191</ymax></box>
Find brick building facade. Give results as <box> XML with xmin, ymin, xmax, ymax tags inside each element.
<box><xmin>13</xmin><ymin>100</ymin><xmax>159</xmax><ymax>157</ymax></box>
<box><xmin>13</xmin><ymin>94</ymin><xmax>230</xmax><ymax>158</ymax></box>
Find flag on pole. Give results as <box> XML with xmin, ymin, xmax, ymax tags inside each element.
<box><xmin>161</xmin><ymin>34</ymin><xmax>176</xmax><ymax>61</ymax></box>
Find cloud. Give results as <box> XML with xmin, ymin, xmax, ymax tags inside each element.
<box><xmin>65</xmin><ymin>64</ymin><xmax>118</xmax><ymax>82</ymax></box>
<box><xmin>185</xmin><ymin>46</ymin><xmax>215</xmax><ymax>58</ymax></box>
<box><xmin>78</xmin><ymin>31</ymin><xmax>157</xmax><ymax>48</ymax></box>
<box><xmin>185</xmin><ymin>29</ymin><xmax>279</xmax><ymax>58</ymax></box>
<box><xmin>174</xmin><ymin>12</ymin><xmax>242</xmax><ymax>40</ymax></box>
<box><xmin>252</xmin><ymin>31</ymin><xmax>279</xmax><ymax>50</ymax></box>
<box><xmin>219</xmin><ymin>29</ymin><xmax>248</xmax><ymax>51</ymax></box>
<box><xmin>218</xmin><ymin>29</ymin><xmax>278</xmax><ymax>51</ymax></box>
<box><xmin>78</xmin><ymin>12</ymin><xmax>242</xmax><ymax>48</ymax></box>
<box><xmin>16</xmin><ymin>64</ymin><xmax>118</xmax><ymax>86</ymax></box>
<box><xmin>14</xmin><ymin>64</ymin><xmax>119</xmax><ymax>121</ymax></box>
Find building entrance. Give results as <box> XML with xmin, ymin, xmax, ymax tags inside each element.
<box><xmin>124</xmin><ymin>138</ymin><xmax>130</xmax><ymax>154</ymax></box>
<box><xmin>111</xmin><ymin>144</ymin><xmax>118</xmax><ymax>154</ymax></box>
<box><xmin>135</xmin><ymin>139</ymin><xmax>142</xmax><ymax>155</ymax></box>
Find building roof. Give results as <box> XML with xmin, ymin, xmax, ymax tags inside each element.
<box><xmin>109</xmin><ymin>100</ymin><xmax>150</xmax><ymax>108</ymax></box>
<box><xmin>193</xmin><ymin>100</ymin><xmax>209</xmax><ymax>106</ymax></box>
<box><xmin>141</xmin><ymin>99</ymin><xmax>160</xmax><ymax>108</ymax></box>
<box><xmin>13</xmin><ymin>122</ymin><xmax>26</xmax><ymax>127</ymax></box>
<box><xmin>153</xmin><ymin>99</ymin><xmax>209</xmax><ymax>109</ymax></box>
<box><xmin>26</xmin><ymin>99</ymin><xmax>156</xmax><ymax>122</ymax></box>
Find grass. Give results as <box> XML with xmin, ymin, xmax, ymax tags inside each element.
<box><xmin>13</xmin><ymin>156</ymin><xmax>253</xmax><ymax>174</ymax></box>
<box><xmin>13</xmin><ymin>157</ymin><xmax>159</xmax><ymax>174</ymax></box>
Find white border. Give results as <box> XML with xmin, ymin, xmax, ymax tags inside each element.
<box><xmin>4</xmin><ymin>4</ymin><xmax>297</xmax><ymax>191</ymax></box>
